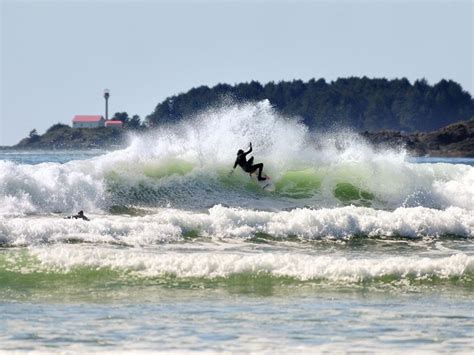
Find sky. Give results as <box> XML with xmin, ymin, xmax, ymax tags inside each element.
<box><xmin>1</xmin><ymin>0</ymin><xmax>473</xmax><ymax>146</ymax></box>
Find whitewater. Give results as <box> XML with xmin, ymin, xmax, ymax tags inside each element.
<box><xmin>0</xmin><ymin>101</ymin><xmax>473</xmax><ymax>352</ymax></box>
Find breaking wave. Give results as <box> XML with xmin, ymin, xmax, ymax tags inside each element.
<box><xmin>0</xmin><ymin>205</ymin><xmax>472</xmax><ymax>247</ymax></box>
<box><xmin>0</xmin><ymin>101</ymin><xmax>473</xmax><ymax>218</ymax></box>
<box><xmin>0</xmin><ymin>246</ymin><xmax>471</xmax><ymax>287</ymax></box>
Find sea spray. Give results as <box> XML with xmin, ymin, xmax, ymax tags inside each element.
<box><xmin>0</xmin><ymin>101</ymin><xmax>473</xmax><ymax>216</ymax></box>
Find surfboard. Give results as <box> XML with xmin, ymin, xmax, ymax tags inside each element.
<box><xmin>251</xmin><ymin>173</ymin><xmax>275</xmax><ymax>192</ymax></box>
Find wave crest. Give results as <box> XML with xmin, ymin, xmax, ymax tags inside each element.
<box><xmin>0</xmin><ymin>101</ymin><xmax>473</xmax><ymax>215</ymax></box>
<box><xmin>0</xmin><ymin>205</ymin><xmax>472</xmax><ymax>247</ymax></box>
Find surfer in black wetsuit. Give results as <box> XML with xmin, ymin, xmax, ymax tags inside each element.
<box><xmin>231</xmin><ymin>142</ymin><xmax>267</xmax><ymax>181</ymax></box>
<box><xmin>65</xmin><ymin>210</ymin><xmax>90</xmax><ymax>221</ymax></box>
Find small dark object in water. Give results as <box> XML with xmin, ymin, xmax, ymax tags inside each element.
<box><xmin>65</xmin><ymin>210</ymin><xmax>90</xmax><ymax>221</ymax></box>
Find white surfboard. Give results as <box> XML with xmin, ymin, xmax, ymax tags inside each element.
<box><xmin>251</xmin><ymin>174</ymin><xmax>275</xmax><ymax>192</ymax></box>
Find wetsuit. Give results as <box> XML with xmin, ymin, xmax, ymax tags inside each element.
<box><xmin>65</xmin><ymin>211</ymin><xmax>90</xmax><ymax>221</ymax></box>
<box><xmin>233</xmin><ymin>145</ymin><xmax>266</xmax><ymax>181</ymax></box>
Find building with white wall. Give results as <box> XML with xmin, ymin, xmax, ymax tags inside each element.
<box><xmin>105</xmin><ymin>120</ymin><xmax>123</xmax><ymax>128</ymax></box>
<box><xmin>72</xmin><ymin>115</ymin><xmax>105</xmax><ymax>128</ymax></box>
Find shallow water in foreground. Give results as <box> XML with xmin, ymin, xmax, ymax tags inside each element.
<box><xmin>0</xmin><ymin>104</ymin><xmax>473</xmax><ymax>352</ymax></box>
<box><xmin>1</xmin><ymin>239</ymin><xmax>473</xmax><ymax>353</ymax></box>
<box><xmin>1</xmin><ymin>289</ymin><xmax>472</xmax><ymax>353</ymax></box>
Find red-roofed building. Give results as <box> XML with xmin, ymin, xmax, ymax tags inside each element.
<box><xmin>105</xmin><ymin>120</ymin><xmax>123</xmax><ymax>128</ymax></box>
<box><xmin>72</xmin><ymin>115</ymin><xmax>105</xmax><ymax>128</ymax></box>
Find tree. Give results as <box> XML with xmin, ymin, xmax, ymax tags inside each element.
<box><xmin>145</xmin><ymin>78</ymin><xmax>474</xmax><ymax>132</ymax></box>
<box><xmin>112</xmin><ymin>112</ymin><xmax>130</xmax><ymax>123</ymax></box>
<box><xmin>46</xmin><ymin>123</ymin><xmax>69</xmax><ymax>133</ymax></box>
<box><xmin>28</xmin><ymin>129</ymin><xmax>40</xmax><ymax>143</ymax></box>
<box><xmin>125</xmin><ymin>115</ymin><xmax>142</xmax><ymax>130</ymax></box>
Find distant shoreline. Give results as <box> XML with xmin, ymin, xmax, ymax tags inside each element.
<box><xmin>2</xmin><ymin>118</ymin><xmax>473</xmax><ymax>157</ymax></box>
<box><xmin>4</xmin><ymin>77</ymin><xmax>473</xmax><ymax>156</ymax></box>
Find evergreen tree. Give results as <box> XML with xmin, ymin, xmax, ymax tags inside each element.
<box><xmin>145</xmin><ymin>78</ymin><xmax>474</xmax><ymax>132</ymax></box>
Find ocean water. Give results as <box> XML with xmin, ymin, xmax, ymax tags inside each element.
<box><xmin>0</xmin><ymin>101</ymin><xmax>473</xmax><ymax>353</ymax></box>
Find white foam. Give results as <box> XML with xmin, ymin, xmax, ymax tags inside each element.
<box><xmin>0</xmin><ymin>160</ymin><xmax>105</xmax><ymax>216</ymax></box>
<box><xmin>0</xmin><ymin>101</ymin><xmax>473</xmax><ymax>215</ymax></box>
<box><xmin>0</xmin><ymin>205</ymin><xmax>472</xmax><ymax>246</ymax></box>
<box><xmin>29</xmin><ymin>245</ymin><xmax>473</xmax><ymax>282</ymax></box>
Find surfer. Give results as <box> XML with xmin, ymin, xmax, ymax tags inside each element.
<box><xmin>231</xmin><ymin>142</ymin><xmax>267</xmax><ymax>181</ymax></box>
<box><xmin>65</xmin><ymin>210</ymin><xmax>90</xmax><ymax>221</ymax></box>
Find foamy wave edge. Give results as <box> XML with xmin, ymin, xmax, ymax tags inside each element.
<box><xmin>23</xmin><ymin>246</ymin><xmax>473</xmax><ymax>282</ymax></box>
<box><xmin>0</xmin><ymin>205</ymin><xmax>472</xmax><ymax>246</ymax></box>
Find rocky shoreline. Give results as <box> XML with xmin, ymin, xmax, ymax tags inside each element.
<box><xmin>360</xmin><ymin>118</ymin><xmax>474</xmax><ymax>157</ymax></box>
<box><xmin>10</xmin><ymin>126</ymin><xmax>128</xmax><ymax>150</ymax></box>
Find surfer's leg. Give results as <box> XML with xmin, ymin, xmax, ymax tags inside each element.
<box><xmin>251</xmin><ymin>163</ymin><xmax>266</xmax><ymax>181</ymax></box>
<box><xmin>245</xmin><ymin>157</ymin><xmax>255</xmax><ymax>174</ymax></box>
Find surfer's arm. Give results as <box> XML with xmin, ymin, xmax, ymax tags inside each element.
<box><xmin>244</xmin><ymin>143</ymin><xmax>252</xmax><ymax>156</ymax></box>
<box><xmin>229</xmin><ymin>160</ymin><xmax>237</xmax><ymax>177</ymax></box>
<box><xmin>233</xmin><ymin>158</ymin><xmax>238</xmax><ymax>169</ymax></box>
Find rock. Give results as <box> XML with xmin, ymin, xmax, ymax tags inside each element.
<box><xmin>360</xmin><ymin>118</ymin><xmax>474</xmax><ymax>157</ymax></box>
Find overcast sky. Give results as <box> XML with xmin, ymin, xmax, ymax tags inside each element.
<box><xmin>1</xmin><ymin>0</ymin><xmax>473</xmax><ymax>146</ymax></box>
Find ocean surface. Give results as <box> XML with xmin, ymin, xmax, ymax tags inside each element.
<box><xmin>0</xmin><ymin>102</ymin><xmax>473</xmax><ymax>353</ymax></box>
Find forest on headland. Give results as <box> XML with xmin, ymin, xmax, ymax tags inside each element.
<box><xmin>146</xmin><ymin>77</ymin><xmax>474</xmax><ymax>132</ymax></box>
<box><xmin>11</xmin><ymin>77</ymin><xmax>474</xmax><ymax>155</ymax></box>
